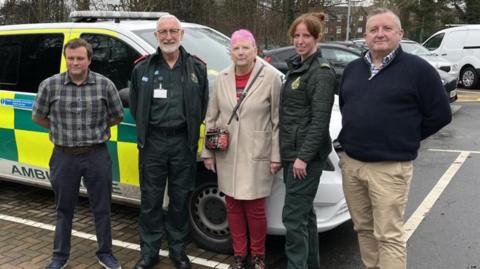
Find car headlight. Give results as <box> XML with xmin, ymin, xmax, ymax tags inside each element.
<box><xmin>439</xmin><ymin>66</ymin><xmax>451</xmax><ymax>73</ymax></box>
<box><xmin>451</xmin><ymin>64</ymin><xmax>459</xmax><ymax>71</ymax></box>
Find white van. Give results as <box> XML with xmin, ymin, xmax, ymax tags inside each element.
<box><xmin>423</xmin><ymin>25</ymin><xmax>480</xmax><ymax>89</ymax></box>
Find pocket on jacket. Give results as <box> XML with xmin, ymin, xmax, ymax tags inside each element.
<box><xmin>252</xmin><ymin>130</ymin><xmax>271</xmax><ymax>161</ymax></box>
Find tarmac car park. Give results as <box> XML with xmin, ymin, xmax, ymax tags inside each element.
<box><xmin>0</xmin><ymin>11</ymin><xmax>350</xmax><ymax>254</ymax></box>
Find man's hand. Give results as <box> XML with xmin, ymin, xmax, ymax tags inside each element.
<box><xmin>109</xmin><ymin>116</ymin><xmax>123</xmax><ymax>127</ymax></box>
<box><xmin>293</xmin><ymin>158</ymin><xmax>307</xmax><ymax>179</ymax></box>
<box><xmin>32</xmin><ymin>115</ymin><xmax>50</xmax><ymax>129</ymax></box>
<box><xmin>203</xmin><ymin>158</ymin><xmax>216</xmax><ymax>173</ymax></box>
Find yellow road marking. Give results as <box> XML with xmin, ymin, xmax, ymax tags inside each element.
<box><xmin>456</xmin><ymin>89</ymin><xmax>480</xmax><ymax>102</ymax></box>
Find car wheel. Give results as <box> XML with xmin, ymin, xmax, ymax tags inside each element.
<box><xmin>460</xmin><ymin>66</ymin><xmax>479</xmax><ymax>89</ymax></box>
<box><xmin>189</xmin><ymin>175</ymin><xmax>232</xmax><ymax>254</ymax></box>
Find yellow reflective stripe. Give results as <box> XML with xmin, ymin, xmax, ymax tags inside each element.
<box><xmin>0</xmin><ymin>91</ymin><xmax>15</xmax><ymax>129</ymax></box>
<box><xmin>0</xmin><ymin>29</ymin><xmax>67</xmax><ymax>35</ymax></box>
<box><xmin>15</xmin><ymin>130</ymin><xmax>53</xmax><ymax>168</ymax></box>
<box><xmin>110</xmin><ymin>125</ymin><xmax>118</xmax><ymax>141</ymax></box>
<box><xmin>117</xmin><ymin>142</ymin><xmax>139</xmax><ymax>186</ymax></box>
<box><xmin>198</xmin><ymin>123</ymin><xmax>205</xmax><ymax>155</ymax></box>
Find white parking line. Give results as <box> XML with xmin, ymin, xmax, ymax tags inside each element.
<box><xmin>0</xmin><ymin>213</ymin><xmax>230</xmax><ymax>269</ymax></box>
<box><xmin>404</xmin><ymin>150</ymin><xmax>471</xmax><ymax>241</ymax></box>
<box><xmin>429</xmin><ymin>148</ymin><xmax>480</xmax><ymax>154</ymax></box>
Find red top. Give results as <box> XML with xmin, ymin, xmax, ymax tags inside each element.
<box><xmin>235</xmin><ymin>70</ymin><xmax>252</xmax><ymax>101</ymax></box>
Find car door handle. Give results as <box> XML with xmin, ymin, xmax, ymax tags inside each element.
<box><xmin>441</xmin><ymin>53</ymin><xmax>447</xmax><ymax>56</ymax></box>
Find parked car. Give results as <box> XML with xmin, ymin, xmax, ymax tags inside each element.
<box><xmin>262</xmin><ymin>42</ymin><xmax>457</xmax><ymax>102</ymax></box>
<box><xmin>262</xmin><ymin>43</ymin><xmax>361</xmax><ymax>82</ymax></box>
<box><xmin>423</xmin><ymin>24</ymin><xmax>480</xmax><ymax>89</ymax></box>
<box><xmin>0</xmin><ymin>11</ymin><xmax>350</xmax><ymax>254</ymax></box>
<box><xmin>400</xmin><ymin>40</ymin><xmax>458</xmax><ymax>102</ymax></box>
<box><xmin>400</xmin><ymin>39</ymin><xmax>459</xmax><ymax>77</ymax></box>
<box><xmin>328</xmin><ymin>40</ymin><xmax>365</xmax><ymax>54</ymax></box>
<box><xmin>438</xmin><ymin>69</ymin><xmax>459</xmax><ymax>103</ymax></box>
<box><xmin>350</xmin><ymin>38</ymin><xmax>459</xmax><ymax>77</ymax></box>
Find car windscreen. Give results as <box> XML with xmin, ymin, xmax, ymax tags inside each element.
<box><xmin>400</xmin><ymin>42</ymin><xmax>432</xmax><ymax>56</ymax></box>
<box><xmin>133</xmin><ymin>27</ymin><xmax>231</xmax><ymax>86</ymax></box>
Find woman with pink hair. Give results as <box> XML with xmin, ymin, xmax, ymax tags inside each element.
<box><xmin>202</xmin><ymin>29</ymin><xmax>282</xmax><ymax>269</ymax></box>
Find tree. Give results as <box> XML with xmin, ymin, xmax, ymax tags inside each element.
<box><xmin>452</xmin><ymin>0</ymin><xmax>480</xmax><ymax>24</ymax></box>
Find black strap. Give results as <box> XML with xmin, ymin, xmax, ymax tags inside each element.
<box><xmin>227</xmin><ymin>64</ymin><xmax>265</xmax><ymax>125</ymax></box>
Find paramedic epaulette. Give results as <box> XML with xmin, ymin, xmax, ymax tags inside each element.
<box><xmin>134</xmin><ymin>54</ymin><xmax>148</xmax><ymax>65</ymax></box>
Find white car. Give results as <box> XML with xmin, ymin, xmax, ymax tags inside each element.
<box><xmin>0</xmin><ymin>11</ymin><xmax>350</xmax><ymax>254</ymax></box>
<box><xmin>400</xmin><ymin>39</ymin><xmax>459</xmax><ymax>78</ymax></box>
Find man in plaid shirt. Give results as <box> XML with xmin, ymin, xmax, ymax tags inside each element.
<box><xmin>32</xmin><ymin>38</ymin><xmax>124</xmax><ymax>269</ymax></box>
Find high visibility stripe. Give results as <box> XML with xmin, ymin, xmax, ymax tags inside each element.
<box><xmin>110</xmin><ymin>125</ymin><xmax>118</xmax><ymax>142</ymax></box>
<box><xmin>0</xmin><ymin>91</ymin><xmax>15</xmax><ymax>129</ymax></box>
<box><xmin>0</xmin><ymin>29</ymin><xmax>67</xmax><ymax>35</ymax></box>
<box><xmin>0</xmin><ymin>128</ymin><xmax>17</xmax><ymax>161</ymax></box>
<box><xmin>107</xmin><ymin>141</ymin><xmax>120</xmax><ymax>182</ymax></box>
<box><xmin>13</xmin><ymin>93</ymin><xmax>46</xmax><ymax>133</ymax></box>
<box><xmin>198</xmin><ymin>123</ymin><xmax>205</xmax><ymax>155</ymax></box>
<box><xmin>15</xmin><ymin>130</ymin><xmax>53</xmax><ymax>168</ymax></box>
<box><xmin>117</xmin><ymin>141</ymin><xmax>139</xmax><ymax>186</ymax></box>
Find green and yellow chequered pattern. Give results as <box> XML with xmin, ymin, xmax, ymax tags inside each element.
<box><xmin>0</xmin><ymin>90</ymin><xmax>139</xmax><ymax>186</ymax></box>
<box><xmin>0</xmin><ymin>28</ymin><xmax>208</xmax><ymax>191</ymax></box>
<box><xmin>1</xmin><ymin>86</ymin><xmax>205</xmax><ymax>188</ymax></box>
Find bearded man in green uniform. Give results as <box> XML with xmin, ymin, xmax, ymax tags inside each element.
<box><xmin>129</xmin><ymin>14</ymin><xmax>208</xmax><ymax>269</ymax></box>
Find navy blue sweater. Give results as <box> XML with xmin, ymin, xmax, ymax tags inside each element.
<box><xmin>338</xmin><ymin>48</ymin><xmax>452</xmax><ymax>162</ymax></box>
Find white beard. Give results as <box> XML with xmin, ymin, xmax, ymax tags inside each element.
<box><xmin>159</xmin><ymin>42</ymin><xmax>180</xmax><ymax>54</ymax></box>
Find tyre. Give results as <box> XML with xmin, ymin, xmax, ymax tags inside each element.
<box><xmin>189</xmin><ymin>173</ymin><xmax>232</xmax><ymax>254</ymax></box>
<box><xmin>460</xmin><ymin>66</ymin><xmax>479</xmax><ymax>89</ymax></box>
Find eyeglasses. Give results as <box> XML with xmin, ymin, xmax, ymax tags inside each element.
<box><xmin>156</xmin><ymin>28</ymin><xmax>181</xmax><ymax>37</ymax></box>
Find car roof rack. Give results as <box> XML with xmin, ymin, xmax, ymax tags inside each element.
<box><xmin>69</xmin><ymin>11</ymin><xmax>170</xmax><ymax>23</ymax></box>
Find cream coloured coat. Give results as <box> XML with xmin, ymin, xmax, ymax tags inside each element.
<box><xmin>201</xmin><ymin>61</ymin><xmax>282</xmax><ymax>200</ymax></box>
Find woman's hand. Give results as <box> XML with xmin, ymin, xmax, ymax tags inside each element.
<box><xmin>271</xmin><ymin>161</ymin><xmax>282</xmax><ymax>175</ymax></box>
<box><xmin>293</xmin><ymin>158</ymin><xmax>307</xmax><ymax>179</ymax></box>
<box><xmin>204</xmin><ymin>158</ymin><xmax>216</xmax><ymax>173</ymax></box>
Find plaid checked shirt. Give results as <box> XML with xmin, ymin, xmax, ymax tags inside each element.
<box><xmin>365</xmin><ymin>46</ymin><xmax>399</xmax><ymax>80</ymax></box>
<box><xmin>32</xmin><ymin>71</ymin><xmax>124</xmax><ymax>147</ymax></box>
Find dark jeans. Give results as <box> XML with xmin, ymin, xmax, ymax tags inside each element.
<box><xmin>49</xmin><ymin>144</ymin><xmax>113</xmax><ymax>261</ymax></box>
<box><xmin>138</xmin><ymin>130</ymin><xmax>194</xmax><ymax>258</ymax></box>
<box><xmin>282</xmin><ymin>160</ymin><xmax>323</xmax><ymax>269</ymax></box>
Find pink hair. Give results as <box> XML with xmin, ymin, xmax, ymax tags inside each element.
<box><xmin>230</xmin><ymin>29</ymin><xmax>256</xmax><ymax>48</ymax></box>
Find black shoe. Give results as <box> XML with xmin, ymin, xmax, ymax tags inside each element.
<box><xmin>169</xmin><ymin>253</ymin><xmax>191</xmax><ymax>269</ymax></box>
<box><xmin>229</xmin><ymin>256</ymin><xmax>247</xmax><ymax>269</ymax></box>
<box><xmin>133</xmin><ymin>256</ymin><xmax>159</xmax><ymax>269</ymax></box>
<box><xmin>45</xmin><ymin>259</ymin><xmax>68</xmax><ymax>269</ymax></box>
<box><xmin>251</xmin><ymin>255</ymin><xmax>265</xmax><ymax>269</ymax></box>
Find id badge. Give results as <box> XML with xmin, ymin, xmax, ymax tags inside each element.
<box><xmin>154</xmin><ymin>88</ymin><xmax>167</xmax><ymax>98</ymax></box>
<box><xmin>153</xmin><ymin>77</ymin><xmax>167</xmax><ymax>99</ymax></box>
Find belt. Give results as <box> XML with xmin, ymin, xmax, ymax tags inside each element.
<box><xmin>55</xmin><ymin>143</ymin><xmax>105</xmax><ymax>155</ymax></box>
<box><xmin>152</xmin><ymin>124</ymin><xmax>187</xmax><ymax>137</ymax></box>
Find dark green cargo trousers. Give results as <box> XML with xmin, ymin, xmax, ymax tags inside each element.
<box><xmin>138</xmin><ymin>129</ymin><xmax>195</xmax><ymax>259</ymax></box>
<box><xmin>282</xmin><ymin>160</ymin><xmax>323</xmax><ymax>269</ymax></box>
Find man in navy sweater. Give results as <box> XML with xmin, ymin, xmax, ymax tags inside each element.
<box><xmin>338</xmin><ymin>8</ymin><xmax>451</xmax><ymax>269</ymax></box>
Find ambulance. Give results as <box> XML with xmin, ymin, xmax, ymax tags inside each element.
<box><xmin>0</xmin><ymin>11</ymin><xmax>350</xmax><ymax>253</ymax></box>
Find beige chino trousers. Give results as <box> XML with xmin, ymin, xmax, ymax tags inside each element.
<box><xmin>339</xmin><ymin>153</ymin><xmax>413</xmax><ymax>269</ymax></box>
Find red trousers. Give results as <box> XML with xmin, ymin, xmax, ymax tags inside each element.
<box><xmin>225</xmin><ymin>195</ymin><xmax>267</xmax><ymax>256</ymax></box>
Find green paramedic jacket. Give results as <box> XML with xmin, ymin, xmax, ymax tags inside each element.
<box><xmin>129</xmin><ymin>46</ymin><xmax>209</xmax><ymax>155</ymax></box>
<box><xmin>280</xmin><ymin>50</ymin><xmax>336</xmax><ymax>163</ymax></box>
